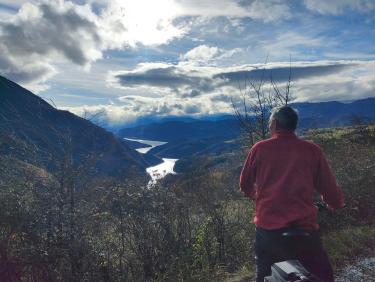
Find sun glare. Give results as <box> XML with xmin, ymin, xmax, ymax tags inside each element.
<box><xmin>115</xmin><ymin>0</ymin><xmax>183</xmax><ymax>45</ymax></box>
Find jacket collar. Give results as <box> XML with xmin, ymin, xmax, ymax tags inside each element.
<box><xmin>272</xmin><ymin>129</ymin><xmax>297</xmax><ymax>138</ymax></box>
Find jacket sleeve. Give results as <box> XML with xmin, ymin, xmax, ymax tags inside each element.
<box><xmin>315</xmin><ymin>148</ymin><xmax>344</xmax><ymax>209</ymax></box>
<box><xmin>239</xmin><ymin>146</ymin><xmax>258</xmax><ymax>199</ymax></box>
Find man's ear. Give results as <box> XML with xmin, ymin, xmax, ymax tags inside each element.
<box><xmin>274</xmin><ymin>120</ymin><xmax>278</xmax><ymax>130</ymax></box>
<box><xmin>269</xmin><ymin>119</ymin><xmax>276</xmax><ymax>134</ymax></box>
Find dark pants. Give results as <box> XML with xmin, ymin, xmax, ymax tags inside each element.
<box><xmin>255</xmin><ymin>227</ymin><xmax>334</xmax><ymax>282</ymax></box>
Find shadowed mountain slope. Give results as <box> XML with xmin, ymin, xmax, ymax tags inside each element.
<box><xmin>0</xmin><ymin>75</ymin><xmax>147</xmax><ymax>178</ymax></box>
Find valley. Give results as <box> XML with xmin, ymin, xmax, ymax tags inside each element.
<box><xmin>1</xmin><ymin>1</ymin><xmax>374</xmax><ymax>280</ymax></box>
<box><xmin>1</xmin><ymin>75</ymin><xmax>375</xmax><ymax>281</ymax></box>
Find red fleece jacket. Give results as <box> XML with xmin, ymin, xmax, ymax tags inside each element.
<box><xmin>240</xmin><ymin>130</ymin><xmax>344</xmax><ymax>231</ymax></box>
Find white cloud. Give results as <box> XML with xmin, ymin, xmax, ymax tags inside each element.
<box><xmin>303</xmin><ymin>0</ymin><xmax>375</xmax><ymax>15</ymax></box>
<box><xmin>292</xmin><ymin>61</ymin><xmax>375</xmax><ymax>102</ymax></box>
<box><xmin>0</xmin><ymin>0</ymin><xmax>187</xmax><ymax>90</ymax></box>
<box><xmin>108</xmin><ymin>60</ymin><xmax>356</xmax><ymax>95</ymax></box>
<box><xmin>323</xmin><ymin>52</ymin><xmax>375</xmax><ymax>60</ymax></box>
<box><xmin>263</xmin><ymin>31</ymin><xmax>325</xmax><ymax>59</ymax></box>
<box><xmin>172</xmin><ymin>0</ymin><xmax>250</xmax><ymax>18</ymax></box>
<box><xmin>98</xmin><ymin>0</ymin><xmax>186</xmax><ymax>48</ymax></box>
<box><xmin>67</xmin><ymin>67</ymin><xmax>375</xmax><ymax>126</ymax></box>
<box><xmin>66</xmin><ymin>92</ymin><xmax>232</xmax><ymax>127</ymax></box>
<box><xmin>66</xmin><ymin>60</ymin><xmax>371</xmax><ymax>126</ymax></box>
<box><xmin>181</xmin><ymin>45</ymin><xmax>220</xmax><ymax>62</ymax></box>
<box><xmin>0</xmin><ymin>1</ymin><xmax>103</xmax><ymax>90</ymax></box>
<box><xmin>0</xmin><ymin>0</ymin><xmax>295</xmax><ymax>91</ymax></box>
<box><xmin>94</xmin><ymin>0</ymin><xmax>293</xmax><ymax>48</ymax></box>
<box><xmin>67</xmin><ymin>103</ymin><xmax>139</xmax><ymax>126</ymax></box>
<box><xmin>180</xmin><ymin>44</ymin><xmax>242</xmax><ymax>65</ymax></box>
<box><xmin>1</xmin><ymin>0</ymin><xmax>374</xmax><ymax>119</ymax></box>
<box><xmin>173</xmin><ymin>0</ymin><xmax>291</xmax><ymax>21</ymax></box>
<box><xmin>245</xmin><ymin>0</ymin><xmax>291</xmax><ymax>22</ymax></box>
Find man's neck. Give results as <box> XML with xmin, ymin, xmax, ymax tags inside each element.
<box><xmin>272</xmin><ymin>129</ymin><xmax>296</xmax><ymax>138</ymax></box>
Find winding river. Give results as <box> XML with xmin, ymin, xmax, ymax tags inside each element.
<box><xmin>124</xmin><ymin>138</ymin><xmax>167</xmax><ymax>154</ymax></box>
<box><xmin>124</xmin><ymin>138</ymin><xmax>178</xmax><ymax>185</ymax></box>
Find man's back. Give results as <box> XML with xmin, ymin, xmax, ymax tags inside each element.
<box><xmin>241</xmin><ymin>106</ymin><xmax>344</xmax><ymax>282</ymax></box>
<box><xmin>240</xmin><ymin>130</ymin><xmax>344</xmax><ymax>231</ymax></box>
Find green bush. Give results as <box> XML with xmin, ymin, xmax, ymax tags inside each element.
<box><xmin>323</xmin><ymin>225</ymin><xmax>375</xmax><ymax>269</ymax></box>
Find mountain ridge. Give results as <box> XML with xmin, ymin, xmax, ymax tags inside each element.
<box><xmin>119</xmin><ymin>97</ymin><xmax>375</xmax><ymax>141</ymax></box>
<box><xmin>119</xmin><ymin>97</ymin><xmax>375</xmax><ymax>162</ymax></box>
<box><xmin>113</xmin><ymin>98</ymin><xmax>375</xmax><ymax>132</ymax></box>
<box><xmin>0</xmin><ymin>75</ymin><xmax>149</xmax><ymax>179</ymax></box>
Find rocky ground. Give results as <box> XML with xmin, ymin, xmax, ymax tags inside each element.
<box><xmin>224</xmin><ymin>256</ymin><xmax>375</xmax><ymax>282</ymax></box>
<box><xmin>335</xmin><ymin>257</ymin><xmax>375</xmax><ymax>282</ymax></box>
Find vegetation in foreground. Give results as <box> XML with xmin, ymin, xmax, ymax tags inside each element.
<box><xmin>0</xmin><ymin>125</ymin><xmax>374</xmax><ymax>281</ymax></box>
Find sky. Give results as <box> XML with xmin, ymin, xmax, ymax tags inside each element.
<box><xmin>0</xmin><ymin>0</ymin><xmax>375</xmax><ymax>127</ymax></box>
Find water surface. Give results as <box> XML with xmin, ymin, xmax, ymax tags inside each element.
<box><xmin>124</xmin><ymin>138</ymin><xmax>178</xmax><ymax>185</ymax></box>
<box><xmin>124</xmin><ymin>138</ymin><xmax>167</xmax><ymax>154</ymax></box>
<box><xmin>146</xmin><ymin>158</ymin><xmax>178</xmax><ymax>185</ymax></box>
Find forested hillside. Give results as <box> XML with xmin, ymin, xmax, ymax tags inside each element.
<box><xmin>1</xmin><ymin>125</ymin><xmax>374</xmax><ymax>281</ymax></box>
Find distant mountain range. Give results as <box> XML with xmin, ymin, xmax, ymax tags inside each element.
<box><xmin>294</xmin><ymin>98</ymin><xmax>375</xmax><ymax>128</ymax></box>
<box><xmin>0</xmin><ymin>75</ymin><xmax>149</xmax><ymax>179</ymax></box>
<box><xmin>105</xmin><ymin>114</ymin><xmax>233</xmax><ymax>132</ymax></box>
<box><xmin>119</xmin><ymin>119</ymin><xmax>240</xmax><ymax>142</ymax></box>
<box><xmin>120</xmin><ymin>98</ymin><xmax>375</xmax><ymax>140</ymax></box>
<box><xmin>119</xmin><ymin>98</ymin><xmax>375</xmax><ymax>161</ymax></box>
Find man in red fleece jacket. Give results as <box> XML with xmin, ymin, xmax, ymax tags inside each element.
<box><xmin>240</xmin><ymin>106</ymin><xmax>344</xmax><ymax>282</ymax></box>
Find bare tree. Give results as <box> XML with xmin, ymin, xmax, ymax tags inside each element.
<box><xmin>232</xmin><ymin>58</ymin><xmax>294</xmax><ymax>145</ymax></box>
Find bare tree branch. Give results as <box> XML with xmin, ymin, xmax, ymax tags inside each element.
<box><xmin>232</xmin><ymin>58</ymin><xmax>295</xmax><ymax>145</ymax></box>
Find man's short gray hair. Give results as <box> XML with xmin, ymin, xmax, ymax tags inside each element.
<box><xmin>269</xmin><ymin>106</ymin><xmax>299</xmax><ymax>130</ymax></box>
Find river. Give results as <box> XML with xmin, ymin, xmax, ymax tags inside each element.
<box><xmin>124</xmin><ymin>138</ymin><xmax>167</xmax><ymax>154</ymax></box>
<box><xmin>124</xmin><ymin>138</ymin><xmax>178</xmax><ymax>185</ymax></box>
